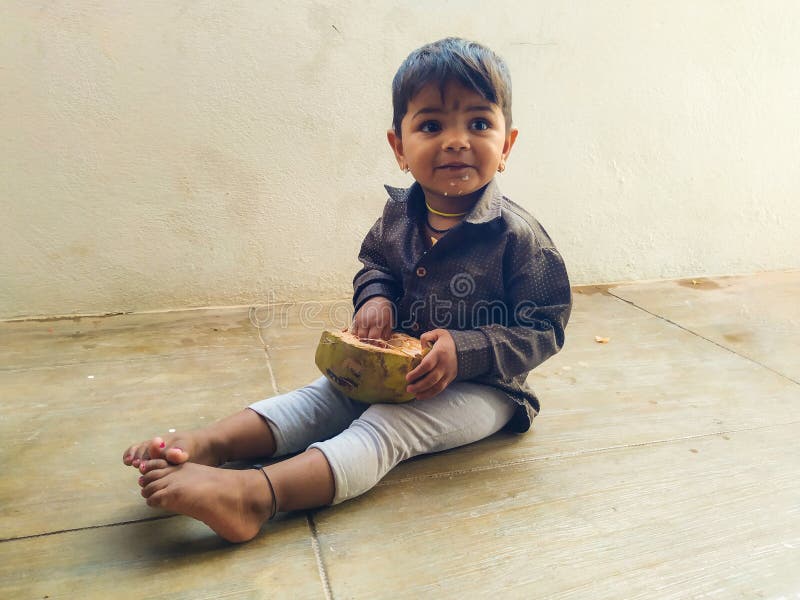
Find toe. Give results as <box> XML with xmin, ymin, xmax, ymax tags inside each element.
<box><xmin>145</xmin><ymin>487</ymin><xmax>168</xmax><ymax>506</ymax></box>
<box><xmin>122</xmin><ymin>444</ymin><xmax>138</xmax><ymax>465</ymax></box>
<box><xmin>131</xmin><ymin>443</ymin><xmax>150</xmax><ymax>467</ymax></box>
<box><xmin>139</xmin><ymin>458</ymin><xmax>169</xmax><ymax>474</ymax></box>
<box><xmin>147</xmin><ymin>437</ymin><xmax>167</xmax><ymax>461</ymax></box>
<box><xmin>140</xmin><ymin>466</ymin><xmax>175</xmax><ymax>497</ymax></box>
<box><xmin>164</xmin><ymin>446</ymin><xmax>190</xmax><ymax>465</ymax></box>
<box><xmin>141</xmin><ymin>481</ymin><xmax>159</xmax><ymax>498</ymax></box>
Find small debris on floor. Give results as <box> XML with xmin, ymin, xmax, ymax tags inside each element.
<box><xmin>594</xmin><ymin>336</ymin><xmax>610</xmax><ymax>344</ymax></box>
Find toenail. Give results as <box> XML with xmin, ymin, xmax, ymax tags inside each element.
<box><xmin>159</xmin><ymin>441</ymin><xmax>166</xmax><ymax>448</ymax></box>
<box><xmin>138</xmin><ymin>476</ymin><xmax>144</xmax><ymax>485</ymax></box>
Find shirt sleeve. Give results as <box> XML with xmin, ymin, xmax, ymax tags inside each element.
<box><xmin>451</xmin><ymin>240</ymin><xmax>572</xmax><ymax>382</ymax></box>
<box><xmin>352</xmin><ymin>216</ymin><xmax>402</xmax><ymax>312</ymax></box>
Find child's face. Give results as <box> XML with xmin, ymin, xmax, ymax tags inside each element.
<box><xmin>388</xmin><ymin>80</ymin><xmax>517</xmax><ymax>204</ymax></box>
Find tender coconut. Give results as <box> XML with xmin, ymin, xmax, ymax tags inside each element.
<box><xmin>315</xmin><ymin>329</ymin><xmax>430</xmax><ymax>403</ymax></box>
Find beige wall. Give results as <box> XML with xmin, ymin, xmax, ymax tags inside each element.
<box><xmin>2</xmin><ymin>1</ymin><xmax>799</xmax><ymax>319</ymax></box>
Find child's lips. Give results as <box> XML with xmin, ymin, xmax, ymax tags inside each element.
<box><xmin>437</xmin><ymin>163</ymin><xmax>473</xmax><ymax>171</ymax></box>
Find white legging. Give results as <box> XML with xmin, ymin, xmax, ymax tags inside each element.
<box><xmin>249</xmin><ymin>376</ymin><xmax>516</xmax><ymax>504</ymax></box>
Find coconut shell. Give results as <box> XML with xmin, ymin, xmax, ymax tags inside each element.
<box><xmin>315</xmin><ymin>329</ymin><xmax>429</xmax><ymax>403</ymax></box>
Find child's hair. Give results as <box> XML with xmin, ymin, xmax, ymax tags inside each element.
<box><xmin>391</xmin><ymin>37</ymin><xmax>513</xmax><ymax>136</ymax></box>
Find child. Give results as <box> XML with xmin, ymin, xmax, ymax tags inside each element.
<box><xmin>123</xmin><ymin>37</ymin><xmax>572</xmax><ymax>543</ymax></box>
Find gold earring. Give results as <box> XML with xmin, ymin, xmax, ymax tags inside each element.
<box><xmin>402</xmin><ymin>165</ymin><xmax>410</xmax><ymax>173</ymax></box>
<box><xmin>497</xmin><ymin>163</ymin><xmax>505</xmax><ymax>173</ymax></box>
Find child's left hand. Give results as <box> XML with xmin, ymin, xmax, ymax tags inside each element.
<box><xmin>405</xmin><ymin>329</ymin><xmax>458</xmax><ymax>400</ymax></box>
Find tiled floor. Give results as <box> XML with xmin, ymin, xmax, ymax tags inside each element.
<box><xmin>1</xmin><ymin>271</ymin><xmax>798</xmax><ymax>599</ymax></box>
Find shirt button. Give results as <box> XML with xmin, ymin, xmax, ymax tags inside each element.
<box><xmin>411</xmin><ymin>322</ymin><xmax>420</xmax><ymax>332</ymax></box>
<box><xmin>416</xmin><ymin>267</ymin><xmax>427</xmax><ymax>277</ymax></box>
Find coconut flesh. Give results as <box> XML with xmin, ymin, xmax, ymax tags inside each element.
<box><xmin>315</xmin><ymin>329</ymin><xmax>429</xmax><ymax>403</ymax></box>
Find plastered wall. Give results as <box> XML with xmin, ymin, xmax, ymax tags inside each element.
<box><xmin>2</xmin><ymin>1</ymin><xmax>799</xmax><ymax>319</ymax></box>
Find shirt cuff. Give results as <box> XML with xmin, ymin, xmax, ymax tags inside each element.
<box><xmin>353</xmin><ymin>282</ymin><xmax>397</xmax><ymax>312</ymax></box>
<box><xmin>450</xmin><ymin>329</ymin><xmax>493</xmax><ymax>381</ymax></box>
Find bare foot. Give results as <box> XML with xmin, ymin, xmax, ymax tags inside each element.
<box><xmin>122</xmin><ymin>431</ymin><xmax>219</xmax><ymax>471</ymax></box>
<box><xmin>139</xmin><ymin>462</ymin><xmax>273</xmax><ymax>543</ymax></box>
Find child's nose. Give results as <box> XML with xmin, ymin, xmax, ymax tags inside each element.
<box><xmin>442</xmin><ymin>129</ymin><xmax>470</xmax><ymax>151</ymax></box>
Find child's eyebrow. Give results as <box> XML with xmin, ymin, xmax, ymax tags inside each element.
<box><xmin>411</xmin><ymin>105</ymin><xmax>494</xmax><ymax>119</ymax></box>
<box><xmin>465</xmin><ymin>105</ymin><xmax>494</xmax><ymax>113</ymax></box>
<box><xmin>411</xmin><ymin>107</ymin><xmax>444</xmax><ymax>119</ymax></box>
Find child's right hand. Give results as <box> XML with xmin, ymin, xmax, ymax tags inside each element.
<box><xmin>350</xmin><ymin>296</ymin><xmax>394</xmax><ymax>341</ymax></box>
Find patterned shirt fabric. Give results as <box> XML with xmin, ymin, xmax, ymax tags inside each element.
<box><xmin>353</xmin><ymin>179</ymin><xmax>572</xmax><ymax>432</ymax></box>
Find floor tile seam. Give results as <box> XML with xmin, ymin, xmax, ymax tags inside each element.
<box><xmin>0</xmin><ymin>301</ymin><xmax>354</xmax><ymax>325</ymax></box>
<box><xmin>376</xmin><ymin>421</ymin><xmax>798</xmax><ymax>487</ymax></box>
<box><xmin>0</xmin><ymin>312</ymin><xmax>131</xmax><ymax>324</ymax></box>
<box><xmin>263</xmin><ymin>343</ymin><xmax>318</xmax><ymax>351</ymax></box>
<box><xmin>305</xmin><ymin>513</ymin><xmax>334</xmax><ymax>600</ymax></box>
<box><xmin>0</xmin><ymin>345</ymin><xmax>265</xmax><ymax>374</ymax></box>
<box><xmin>0</xmin><ymin>514</ymin><xmax>175</xmax><ymax>544</ymax></box>
<box><xmin>605</xmin><ymin>290</ymin><xmax>800</xmax><ymax>387</ymax></box>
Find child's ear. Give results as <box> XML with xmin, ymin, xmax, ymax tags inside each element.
<box><xmin>502</xmin><ymin>128</ymin><xmax>519</xmax><ymax>160</ymax></box>
<box><xmin>387</xmin><ymin>129</ymin><xmax>406</xmax><ymax>169</ymax></box>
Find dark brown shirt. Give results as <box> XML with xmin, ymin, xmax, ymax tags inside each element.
<box><xmin>353</xmin><ymin>179</ymin><xmax>572</xmax><ymax>432</ymax></box>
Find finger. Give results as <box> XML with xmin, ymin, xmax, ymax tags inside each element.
<box><xmin>349</xmin><ymin>316</ymin><xmax>364</xmax><ymax>333</ymax></box>
<box><xmin>366</xmin><ymin>326</ymin><xmax>383</xmax><ymax>342</ymax></box>
<box><xmin>407</xmin><ymin>368</ymin><xmax>444</xmax><ymax>395</ymax></box>
<box><xmin>406</xmin><ymin>361</ymin><xmax>428</xmax><ymax>383</ymax></box>
<box><xmin>416</xmin><ymin>381</ymin><xmax>447</xmax><ymax>400</ymax></box>
<box><xmin>407</xmin><ymin>352</ymin><xmax>439</xmax><ymax>383</ymax></box>
<box><xmin>351</xmin><ymin>322</ymin><xmax>366</xmax><ymax>339</ymax></box>
<box><xmin>419</xmin><ymin>330</ymin><xmax>439</xmax><ymax>346</ymax></box>
<box><xmin>412</xmin><ymin>378</ymin><xmax>446</xmax><ymax>400</ymax></box>
<box><xmin>416</xmin><ymin>369</ymin><xmax>453</xmax><ymax>399</ymax></box>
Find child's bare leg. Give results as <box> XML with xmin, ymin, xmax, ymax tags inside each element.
<box><xmin>123</xmin><ymin>408</ymin><xmax>277</xmax><ymax>471</ymax></box>
<box><xmin>138</xmin><ymin>448</ymin><xmax>334</xmax><ymax>543</ymax></box>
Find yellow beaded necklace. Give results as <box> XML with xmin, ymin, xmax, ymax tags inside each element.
<box><xmin>425</xmin><ymin>202</ymin><xmax>469</xmax><ymax>218</ymax></box>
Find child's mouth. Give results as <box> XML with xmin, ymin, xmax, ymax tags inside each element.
<box><xmin>438</xmin><ymin>163</ymin><xmax>471</xmax><ymax>170</ymax></box>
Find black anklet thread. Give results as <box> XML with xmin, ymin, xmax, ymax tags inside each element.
<box><xmin>254</xmin><ymin>465</ymin><xmax>278</xmax><ymax>520</ymax></box>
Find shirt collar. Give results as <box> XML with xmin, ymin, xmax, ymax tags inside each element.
<box><xmin>383</xmin><ymin>179</ymin><xmax>504</xmax><ymax>225</ymax></box>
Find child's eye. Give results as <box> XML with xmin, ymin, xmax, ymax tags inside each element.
<box><xmin>419</xmin><ymin>121</ymin><xmax>441</xmax><ymax>133</ymax></box>
<box><xmin>470</xmin><ymin>119</ymin><xmax>491</xmax><ymax>131</ymax></box>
